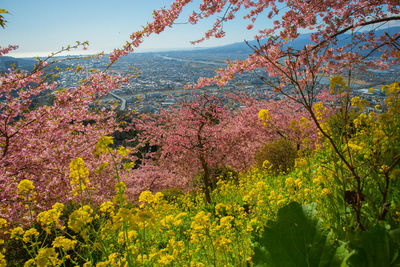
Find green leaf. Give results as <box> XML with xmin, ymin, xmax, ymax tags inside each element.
<box><xmin>253</xmin><ymin>202</ymin><xmax>351</xmax><ymax>267</ymax></box>
<box><xmin>347</xmin><ymin>226</ymin><xmax>400</xmax><ymax>267</ymax></box>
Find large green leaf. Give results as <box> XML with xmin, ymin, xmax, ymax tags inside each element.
<box><xmin>346</xmin><ymin>226</ymin><xmax>400</xmax><ymax>267</ymax></box>
<box><xmin>253</xmin><ymin>202</ymin><xmax>351</xmax><ymax>267</ymax></box>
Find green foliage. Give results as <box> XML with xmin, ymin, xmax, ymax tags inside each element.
<box><xmin>346</xmin><ymin>226</ymin><xmax>400</xmax><ymax>266</ymax></box>
<box><xmin>255</xmin><ymin>138</ymin><xmax>297</xmax><ymax>174</ymax></box>
<box><xmin>4</xmin><ymin>237</ymin><xmax>29</xmax><ymax>266</ymax></box>
<box><xmin>253</xmin><ymin>202</ymin><xmax>350</xmax><ymax>267</ymax></box>
<box><xmin>160</xmin><ymin>187</ymin><xmax>185</xmax><ymax>203</ymax></box>
<box><xmin>211</xmin><ymin>165</ymin><xmax>239</xmax><ymax>188</ymax></box>
<box><xmin>326</xmin><ymin>110</ymin><xmax>358</xmax><ymax>140</ymax></box>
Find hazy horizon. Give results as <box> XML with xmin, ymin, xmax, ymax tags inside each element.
<box><xmin>1</xmin><ymin>0</ymin><xmax>269</xmax><ymax>59</ymax></box>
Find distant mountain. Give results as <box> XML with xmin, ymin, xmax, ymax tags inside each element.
<box><xmin>2</xmin><ymin>26</ymin><xmax>398</xmax><ymax>67</ymax></box>
<box><xmin>0</xmin><ymin>56</ymin><xmax>37</xmax><ymax>72</ymax></box>
<box><xmin>0</xmin><ymin>56</ymin><xmax>69</xmax><ymax>73</ymax></box>
<box><xmin>167</xmin><ymin>26</ymin><xmax>400</xmax><ymax>56</ymax></box>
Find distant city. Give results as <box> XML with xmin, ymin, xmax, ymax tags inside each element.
<box><xmin>98</xmin><ymin>52</ymin><xmax>398</xmax><ymax>113</ymax></box>
<box><xmin>1</xmin><ymin>30</ymin><xmax>399</xmax><ymax>113</ymax></box>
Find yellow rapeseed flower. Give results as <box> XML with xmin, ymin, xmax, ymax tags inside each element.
<box><xmin>289</xmin><ymin>119</ymin><xmax>299</xmax><ymax>131</ymax></box>
<box><xmin>215</xmin><ymin>203</ymin><xmax>227</xmax><ymax>216</ymax></box>
<box><xmin>213</xmin><ymin>236</ymin><xmax>232</xmax><ymax>252</ymax></box>
<box><xmin>117</xmin><ymin>146</ymin><xmax>131</xmax><ymax>157</ymax></box>
<box><xmin>36</xmin><ymin>203</ymin><xmax>64</xmax><ymax>234</ymax></box>
<box><xmin>158</xmin><ymin>254</ymin><xmax>174</xmax><ymax>265</ymax></box>
<box><xmin>52</xmin><ymin>236</ymin><xmax>77</xmax><ymax>251</ymax></box>
<box><xmin>10</xmin><ymin>227</ymin><xmax>24</xmax><ymax>239</ymax></box>
<box><xmin>219</xmin><ymin>216</ymin><xmax>234</xmax><ymax>230</ymax></box>
<box><xmin>139</xmin><ymin>190</ymin><xmax>154</xmax><ymax>204</ymax></box>
<box><xmin>313</xmin><ymin>103</ymin><xmax>326</xmax><ymax>121</ymax></box>
<box><xmin>117</xmin><ymin>230</ymin><xmax>137</xmax><ymax>245</ymax></box>
<box><xmin>123</xmin><ymin>161</ymin><xmax>135</xmax><ymax>170</ymax></box>
<box><xmin>35</xmin><ymin>248</ymin><xmax>62</xmax><ymax>267</ymax></box>
<box><xmin>294</xmin><ymin>178</ymin><xmax>302</xmax><ymax>189</ymax></box>
<box><xmin>100</xmin><ymin>201</ymin><xmax>114</xmax><ymax>216</ymax></box>
<box><xmin>22</xmin><ymin>228</ymin><xmax>39</xmax><ymax>243</ymax></box>
<box><xmin>17</xmin><ymin>179</ymin><xmax>35</xmax><ymax>196</ymax></box>
<box><xmin>285</xmin><ymin>177</ymin><xmax>295</xmax><ymax>189</ymax></box>
<box><xmin>96</xmin><ymin>135</ymin><xmax>114</xmax><ymax>154</ymax></box>
<box><xmin>0</xmin><ymin>218</ymin><xmax>7</xmax><ymax>230</ymax></box>
<box><xmin>23</xmin><ymin>259</ymin><xmax>36</xmax><ymax>267</ymax></box>
<box><xmin>0</xmin><ymin>252</ymin><xmax>6</xmax><ymax>267</ymax></box>
<box><xmin>190</xmin><ymin>261</ymin><xmax>205</xmax><ymax>267</ymax></box>
<box><xmin>321</xmin><ymin>188</ymin><xmax>331</xmax><ymax>196</ymax></box>
<box><xmin>258</xmin><ymin>109</ymin><xmax>272</xmax><ymax>125</ymax></box>
<box><xmin>68</xmin><ymin>205</ymin><xmax>93</xmax><ymax>234</ymax></box>
<box><xmin>262</xmin><ymin>160</ymin><xmax>272</xmax><ymax>170</ymax></box>
<box><xmin>329</xmin><ymin>76</ymin><xmax>346</xmax><ymax>93</ymax></box>
<box><xmin>69</xmin><ymin>157</ymin><xmax>90</xmax><ymax>195</ymax></box>
<box><xmin>380</xmin><ymin>164</ymin><xmax>390</xmax><ymax>174</ymax></box>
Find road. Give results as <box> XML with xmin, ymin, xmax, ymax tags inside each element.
<box><xmin>110</xmin><ymin>92</ymin><xmax>126</xmax><ymax>111</ymax></box>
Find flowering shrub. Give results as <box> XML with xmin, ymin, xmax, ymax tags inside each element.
<box><xmin>254</xmin><ymin>138</ymin><xmax>298</xmax><ymax>174</ymax></box>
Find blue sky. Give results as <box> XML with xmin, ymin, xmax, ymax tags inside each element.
<box><xmin>0</xmin><ymin>0</ymin><xmax>267</xmax><ymax>58</ymax></box>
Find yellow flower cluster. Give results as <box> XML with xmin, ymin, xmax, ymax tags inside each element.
<box><xmin>313</xmin><ymin>103</ymin><xmax>326</xmax><ymax>121</ymax></box>
<box><xmin>7</xmin><ymin>166</ymin><xmax>289</xmax><ymax>266</ymax></box>
<box><xmin>36</xmin><ymin>202</ymin><xmax>64</xmax><ymax>234</ymax></box>
<box><xmin>95</xmin><ymin>135</ymin><xmax>114</xmax><ymax>154</ymax></box>
<box><xmin>68</xmin><ymin>205</ymin><xmax>93</xmax><ymax>238</ymax></box>
<box><xmin>114</xmin><ymin>181</ymin><xmax>127</xmax><ymax>204</ymax></box>
<box><xmin>262</xmin><ymin>159</ymin><xmax>273</xmax><ymax>170</ymax></box>
<box><xmin>0</xmin><ymin>218</ymin><xmax>6</xmax><ymax>248</ymax></box>
<box><xmin>52</xmin><ymin>236</ymin><xmax>77</xmax><ymax>251</ymax></box>
<box><xmin>123</xmin><ymin>161</ymin><xmax>135</xmax><ymax>170</ymax></box>
<box><xmin>0</xmin><ymin>252</ymin><xmax>6</xmax><ymax>267</ymax></box>
<box><xmin>69</xmin><ymin>157</ymin><xmax>90</xmax><ymax>195</ymax></box>
<box><xmin>116</xmin><ymin>231</ymin><xmax>137</xmax><ymax>250</ymax></box>
<box><xmin>0</xmin><ymin>218</ymin><xmax>7</xmax><ymax>245</ymax></box>
<box><xmin>17</xmin><ymin>179</ymin><xmax>35</xmax><ymax>196</ymax></box>
<box><xmin>258</xmin><ymin>108</ymin><xmax>272</xmax><ymax>125</ymax></box>
<box><xmin>138</xmin><ymin>190</ymin><xmax>164</xmax><ymax>206</ymax></box>
<box><xmin>35</xmin><ymin>248</ymin><xmax>62</xmax><ymax>267</ymax></box>
<box><xmin>10</xmin><ymin>226</ymin><xmax>24</xmax><ymax>239</ymax></box>
<box><xmin>17</xmin><ymin>179</ymin><xmax>36</xmax><ymax>207</ymax></box>
<box><xmin>99</xmin><ymin>201</ymin><xmax>114</xmax><ymax>216</ymax></box>
<box><xmin>351</xmin><ymin>96</ymin><xmax>369</xmax><ymax>111</ymax></box>
<box><xmin>329</xmin><ymin>76</ymin><xmax>347</xmax><ymax>94</ymax></box>
<box><xmin>99</xmin><ymin>252</ymin><xmax>127</xmax><ymax>266</ymax></box>
<box><xmin>22</xmin><ymin>228</ymin><xmax>39</xmax><ymax>243</ymax></box>
<box><xmin>190</xmin><ymin>211</ymin><xmax>211</xmax><ymax>243</ymax></box>
<box><xmin>117</xmin><ymin>145</ymin><xmax>131</xmax><ymax>157</ymax></box>
<box><xmin>160</xmin><ymin>212</ymin><xmax>186</xmax><ymax>228</ymax></box>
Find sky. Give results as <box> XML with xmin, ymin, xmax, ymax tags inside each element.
<box><xmin>0</xmin><ymin>0</ymin><xmax>269</xmax><ymax>58</ymax></box>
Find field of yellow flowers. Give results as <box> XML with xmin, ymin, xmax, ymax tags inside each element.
<box><xmin>1</xmin><ymin>153</ymin><xmax>335</xmax><ymax>266</ymax></box>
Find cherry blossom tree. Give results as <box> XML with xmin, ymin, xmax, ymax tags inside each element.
<box><xmin>0</xmin><ymin>42</ymin><xmax>132</xmax><ymax>224</ymax></box>
<box><xmin>133</xmin><ymin>94</ymin><xmax>231</xmax><ymax>203</ymax></box>
<box><xmin>131</xmin><ymin>92</ymin><xmax>322</xmax><ymax>202</ymax></box>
